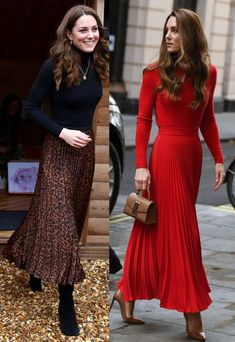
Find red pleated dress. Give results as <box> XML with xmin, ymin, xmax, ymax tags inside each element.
<box><xmin>117</xmin><ymin>65</ymin><xmax>224</xmax><ymax>313</ymax></box>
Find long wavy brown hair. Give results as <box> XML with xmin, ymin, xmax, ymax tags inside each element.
<box><xmin>149</xmin><ymin>8</ymin><xmax>211</xmax><ymax>109</ymax></box>
<box><xmin>50</xmin><ymin>5</ymin><xmax>109</xmax><ymax>90</ymax></box>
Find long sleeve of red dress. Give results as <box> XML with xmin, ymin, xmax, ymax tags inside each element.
<box><xmin>135</xmin><ymin>70</ymin><xmax>157</xmax><ymax>168</ymax></box>
<box><xmin>199</xmin><ymin>66</ymin><xmax>224</xmax><ymax>164</ymax></box>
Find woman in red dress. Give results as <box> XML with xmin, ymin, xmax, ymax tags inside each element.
<box><xmin>110</xmin><ymin>8</ymin><xmax>225</xmax><ymax>341</ymax></box>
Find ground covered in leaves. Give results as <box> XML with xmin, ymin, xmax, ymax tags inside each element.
<box><xmin>0</xmin><ymin>259</ymin><xmax>109</xmax><ymax>341</ymax></box>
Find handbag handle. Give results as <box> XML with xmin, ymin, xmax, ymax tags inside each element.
<box><xmin>137</xmin><ymin>188</ymin><xmax>151</xmax><ymax>200</ymax></box>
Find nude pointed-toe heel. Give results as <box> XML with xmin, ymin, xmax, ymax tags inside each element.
<box><xmin>184</xmin><ymin>313</ymin><xmax>206</xmax><ymax>341</ymax></box>
<box><xmin>110</xmin><ymin>289</ymin><xmax>145</xmax><ymax>324</ymax></box>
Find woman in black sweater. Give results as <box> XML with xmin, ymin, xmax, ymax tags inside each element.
<box><xmin>3</xmin><ymin>5</ymin><xmax>108</xmax><ymax>337</ymax></box>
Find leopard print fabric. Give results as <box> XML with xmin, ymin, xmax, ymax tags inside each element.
<box><xmin>3</xmin><ymin>132</ymin><xmax>95</xmax><ymax>285</ymax></box>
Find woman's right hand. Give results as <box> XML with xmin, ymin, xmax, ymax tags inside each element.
<box><xmin>59</xmin><ymin>128</ymin><xmax>92</xmax><ymax>148</ymax></box>
<box><xmin>134</xmin><ymin>168</ymin><xmax>151</xmax><ymax>191</ymax></box>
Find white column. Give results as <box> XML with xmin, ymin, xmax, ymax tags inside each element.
<box><xmin>197</xmin><ymin>0</ymin><xmax>215</xmax><ymax>45</ymax></box>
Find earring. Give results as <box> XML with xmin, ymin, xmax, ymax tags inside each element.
<box><xmin>70</xmin><ymin>40</ymin><xmax>73</xmax><ymax>45</ymax></box>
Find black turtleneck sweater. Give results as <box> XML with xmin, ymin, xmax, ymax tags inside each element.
<box><xmin>25</xmin><ymin>50</ymin><xmax>102</xmax><ymax>136</ymax></box>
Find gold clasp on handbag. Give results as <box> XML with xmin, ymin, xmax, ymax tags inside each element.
<box><xmin>132</xmin><ymin>200</ymin><xmax>140</xmax><ymax>215</ymax></box>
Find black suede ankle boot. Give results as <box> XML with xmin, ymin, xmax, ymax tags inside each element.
<box><xmin>58</xmin><ymin>284</ymin><xmax>79</xmax><ymax>336</ymax></box>
<box><xmin>29</xmin><ymin>275</ymin><xmax>42</xmax><ymax>292</ymax></box>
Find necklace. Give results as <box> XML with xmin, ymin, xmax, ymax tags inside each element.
<box><xmin>79</xmin><ymin>56</ymin><xmax>90</xmax><ymax>80</ymax></box>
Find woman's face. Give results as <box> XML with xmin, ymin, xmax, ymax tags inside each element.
<box><xmin>67</xmin><ymin>14</ymin><xmax>100</xmax><ymax>53</ymax></box>
<box><xmin>165</xmin><ymin>16</ymin><xmax>181</xmax><ymax>53</ymax></box>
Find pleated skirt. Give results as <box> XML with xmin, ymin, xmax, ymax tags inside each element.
<box><xmin>3</xmin><ymin>133</ymin><xmax>95</xmax><ymax>285</ymax></box>
<box><xmin>118</xmin><ymin>128</ymin><xmax>212</xmax><ymax>312</ymax></box>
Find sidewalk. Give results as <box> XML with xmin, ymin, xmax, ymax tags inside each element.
<box><xmin>123</xmin><ymin>112</ymin><xmax>235</xmax><ymax>148</ymax></box>
<box><xmin>110</xmin><ymin>195</ymin><xmax>235</xmax><ymax>341</ymax></box>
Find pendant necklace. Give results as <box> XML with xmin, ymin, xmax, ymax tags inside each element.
<box><xmin>79</xmin><ymin>56</ymin><xmax>90</xmax><ymax>80</ymax></box>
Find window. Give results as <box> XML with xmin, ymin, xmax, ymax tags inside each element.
<box><xmin>173</xmin><ymin>0</ymin><xmax>197</xmax><ymax>11</ymax></box>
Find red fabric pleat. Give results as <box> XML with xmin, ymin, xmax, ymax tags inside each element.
<box><xmin>118</xmin><ymin>132</ymin><xmax>212</xmax><ymax>313</ymax></box>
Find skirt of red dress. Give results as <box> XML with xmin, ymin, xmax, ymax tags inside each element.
<box><xmin>118</xmin><ymin>130</ymin><xmax>212</xmax><ymax>313</ymax></box>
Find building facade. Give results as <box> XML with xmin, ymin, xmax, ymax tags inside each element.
<box><xmin>110</xmin><ymin>0</ymin><xmax>235</xmax><ymax>113</ymax></box>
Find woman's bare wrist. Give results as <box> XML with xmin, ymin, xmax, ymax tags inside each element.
<box><xmin>59</xmin><ymin>128</ymin><xmax>67</xmax><ymax>139</ymax></box>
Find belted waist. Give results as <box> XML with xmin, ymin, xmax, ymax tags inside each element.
<box><xmin>158</xmin><ymin>127</ymin><xmax>198</xmax><ymax>137</ymax></box>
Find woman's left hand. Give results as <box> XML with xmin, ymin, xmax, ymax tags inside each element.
<box><xmin>214</xmin><ymin>163</ymin><xmax>225</xmax><ymax>191</ymax></box>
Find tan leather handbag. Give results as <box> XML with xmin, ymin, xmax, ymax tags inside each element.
<box><xmin>123</xmin><ymin>190</ymin><xmax>157</xmax><ymax>224</ymax></box>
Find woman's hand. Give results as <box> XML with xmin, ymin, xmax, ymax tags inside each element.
<box><xmin>214</xmin><ymin>163</ymin><xmax>225</xmax><ymax>191</ymax></box>
<box><xmin>134</xmin><ymin>168</ymin><xmax>151</xmax><ymax>191</ymax></box>
<box><xmin>59</xmin><ymin>128</ymin><xmax>92</xmax><ymax>148</ymax></box>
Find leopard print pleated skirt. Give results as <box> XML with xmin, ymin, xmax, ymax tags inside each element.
<box><xmin>3</xmin><ymin>133</ymin><xmax>95</xmax><ymax>285</ymax></box>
